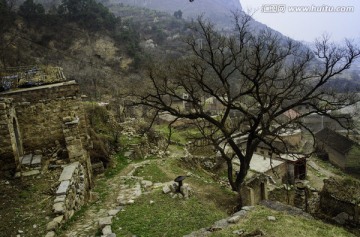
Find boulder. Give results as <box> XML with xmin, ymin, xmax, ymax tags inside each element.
<box><xmin>46</xmin><ymin>221</ymin><xmax>59</xmax><ymax>231</ymax></box>
<box><xmin>333</xmin><ymin>212</ymin><xmax>350</xmax><ymax>225</ymax></box>
<box><xmin>162</xmin><ymin>185</ymin><xmax>171</xmax><ymax>194</ymax></box>
<box><xmin>227</xmin><ymin>215</ymin><xmax>241</xmax><ymax>224</ymax></box>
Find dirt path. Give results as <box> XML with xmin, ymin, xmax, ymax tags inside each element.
<box><xmin>306</xmin><ymin>157</ymin><xmax>341</xmax><ymax>190</ymax></box>
<box><xmin>61</xmin><ymin>161</ymin><xmax>149</xmax><ymax>237</ymax></box>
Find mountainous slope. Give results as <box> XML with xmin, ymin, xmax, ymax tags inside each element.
<box><xmin>103</xmin><ymin>0</ymin><xmax>242</xmax><ymax>29</ymax></box>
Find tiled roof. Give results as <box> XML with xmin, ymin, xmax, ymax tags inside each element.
<box><xmin>315</xmin><ymin>128</ymin><xmax>356</xmax><ymax>155</ymax></box>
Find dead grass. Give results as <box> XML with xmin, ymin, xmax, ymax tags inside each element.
<box><xmin>0</xmin><ymin>170</ymin><xmax>61</xmax><ymax>236</ymax></box>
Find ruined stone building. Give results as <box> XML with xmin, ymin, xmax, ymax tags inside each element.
<box><xmin>0</xmin><ymin>81</ymin><xmax>91</xmax><ymax>174</ymax></box>
<box><xmin>0</xmin><ymin>67</ymin><xmax>95</xmax><ymax>232</ymax></box>
<box><xmin>320</xmin><ymin>178</ymin><xmax>360</xmax><ymax>227</ymax></box>
<box><xmin>0</xmin><ymin>67</ymin><xmax>92</xmax><ymax>182</ymax></box>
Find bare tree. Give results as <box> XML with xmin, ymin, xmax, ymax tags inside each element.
<box><xmin>137</xmin><ymin>14</ymin><xmax>360</xmax><ymax>191</ymax></box>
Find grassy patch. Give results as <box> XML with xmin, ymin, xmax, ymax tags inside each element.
<box><xmin>104</xmin><ymin>153</ymin><xmax>129</xmax><ymax>179</ymax></box>
<box><xmin>210</xmin><ymin>206</ymin><xmax>356</xmax><ymax>237</ymax></box>
<box><xmin>313</xmin><ymin>156</ymin><xmax>348</xmax><ymax>177</ymax></box>
<box><xmin>154</xmin><ymin>124</ymin><xmax>200</xmax><ymax>145</ymax></box>
<box><xmin>94</xmin><ymin>153</ymin><xmax>129</xmax><ymax>202</ymax></box>
<box><xmin>112</xmin><ymin>191</ymin><xmax>227</xmax><ymax>237</ymax></box>
<box><xmin>55</xmin><ymin>204</ymin><xmax>90</xmax><ymax>235</ymax></box>
<box><xmin>133</xmin><ymin>163</ymin><xmax>170</xmax><ymax>183</ymax></box>
<box><xmin>120</xmin><ymin>134</ymin><xmax>142</xmax><ymax>147</ymax></box>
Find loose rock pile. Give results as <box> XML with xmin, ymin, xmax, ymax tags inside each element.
<box><xmin>162</xmin><ymin>182</ymin><xmax>192</xmax><ymax>199</ymax></box>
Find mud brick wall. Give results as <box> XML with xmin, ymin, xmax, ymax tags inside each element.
<box><xmin>0</xmin><ymin>81</ymin><xmax>88</xmax><ymax>152</ymax></box>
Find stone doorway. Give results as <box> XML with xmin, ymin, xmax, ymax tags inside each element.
<box><xmin>13</xmin><ymin>118</ymin><xmax>23</xmax><ymax>157</ymax></box>
<box><xmin>260</xmin><ymin>182</ymin><xmax>266</xmax><ymax>200</ymax></box>
<box><xmin>12</xmin><ymin>117</ymin><xmax>23</xmax><ymax>168</ymax></box>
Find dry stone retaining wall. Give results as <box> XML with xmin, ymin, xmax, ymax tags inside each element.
<box><xmin>46</xmin><ymin>162</ymin><xmax>90</xmax><ymax>236</ymax></box>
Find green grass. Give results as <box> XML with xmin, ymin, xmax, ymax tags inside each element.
<box><xmin>133</xmin><ymin>163</ymin><xmax>170</xmax><ymax>183</ymax></box>
<box><xmin>112</xmin><ymin>191</ymin><xmax>227</xmax><ymax>237</ymax></box>
<box><xmin>154</xmin><ymin>124</ymin><xmax>200</xmax><ymax>144</ymax></box>
<box><xmin>119</xmin><ymin>134</ymin><xmax>142</xmax><ymax>147</ymax></box>
<box><xmin>56</xmin><ymin>152</ymin><xmax>131</xmax><ymax>235</ymax></box>
<box><xmin>210</xmin><ymin>206</ymin><xmax>356</xmax><ymax>237</ymax></box>
<box><xmin>55</xmin><ymin>204</ymin><xmax>90</xmax><ymax>235</ymax></box>
<box><xmin>104</xmin><ymin>153</ymin><xmax>129</xmax><ymax>179</ymax></box>
<box><xmin>95</xmin><ymin>153</ymin><xmax>129</xmax><ymax>201</ymax></box>
<box><xmin>312</xmin><ymin>156</ymin><xmax>347</xmax><ymax>177</ymax></box>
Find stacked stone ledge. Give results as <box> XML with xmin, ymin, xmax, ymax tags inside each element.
<box><xmin>46</xmin><ymin>162</ymin><xmax>88</xmax><ymax>236</ymax></box>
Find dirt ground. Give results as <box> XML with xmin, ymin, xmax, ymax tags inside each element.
<box><xmin>0</xmin><ymin>170</ymin><xmax>61</xmax><ymax>237</ymax></box>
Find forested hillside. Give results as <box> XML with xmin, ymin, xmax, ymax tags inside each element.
<box><xmin>0</xmin><ymin>0</ymin><xmax>189</xmax><ymax>99</ymax></box>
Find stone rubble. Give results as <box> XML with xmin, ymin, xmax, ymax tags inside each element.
<box><xmin>162</xmin><ymin>182</ymin><xmax>193</xmax><ymax>199</ymax></box>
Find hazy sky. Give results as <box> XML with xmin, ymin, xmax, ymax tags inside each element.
<box><xmin>240</xmin><ymin>0</ymin><xmax>360</xmax><ymax>43</ymax></box>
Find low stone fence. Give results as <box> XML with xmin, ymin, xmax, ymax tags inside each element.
<box><xmin>45</xmin><ymin>162</ymin><xmax>89</xmax><ymax>237</ymax></box>
<box><xmin>320</xmin><ymin>178</ymin><xmax>360</xmax><ymax>226</ymax></box>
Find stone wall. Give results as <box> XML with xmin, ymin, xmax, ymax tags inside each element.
<box><xmin>265</xmin><ymin>161</ymin><xmax>288</xmax><ymax>184</ymax></box>
<box><xmin>0</xmin><ymin>98</ymin><xmax>23</xmax><ymax>173</ymax></box>
<box><xmin>63</xmin><ymin>114</ymin><xmax>93</xmax><ymax>189</ymax></box>
<box><xmin>0</xmin><ymin>81</ymin><xmax>88</xmax><ymax>152</ymax></box>
<box><xmin>46</xmin><ymin>162</ymin><xmax>90</xmax><ymax>236</ymax></box>
<box><xmin>320</xmin><ymin>178</ymin><xmax>360</xmax><ymax>226</ymax></box>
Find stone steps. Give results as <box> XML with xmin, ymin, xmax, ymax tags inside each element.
<box><xmin>15</xmin><ymin>153</ymin><xmax>43</xmax><ymax>177</ymax></box>
<box><xmin>20</xmin><ymin>153</ymin><xmax>42</xmax><ymax>169</ymax></box>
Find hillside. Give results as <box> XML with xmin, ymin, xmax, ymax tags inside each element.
<box><xmin>0</xmin><ymin>0</ymin><xmax>189</xmax><ymax>99</ymax></box>
<box><xmin>102</xmin><ymin>0</ymin><xmax>242</xmax><ymax>29</ymax></box>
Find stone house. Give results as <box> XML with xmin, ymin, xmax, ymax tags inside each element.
<box><xmin>300</xmin><ymin>113</ymin><xmax>352</xmax><ymax>133</ymax></box>
<box><xmin>0</xmin><ymin>67</ymin><xmax>101</xmax><ymax>233</ymax></box>
<box><xmin>315</xmin><ymin>128</ymin><xmax>360</xmax><ymax>173</ymax></box>
<box><xmin>0</xmin><ymin>75</ymin><xmax>92</xmax><ymax>183</ymax></box>
<box><xmin>240</xmin><ymin>174</ymin><xmax>269</xmax><ymax>206</ymax></box>
<box><xmin>167</xmin><ymin>93</ymin><xmax>190</xmax><ymax>112</ymax></box>
<box><xmin>204</xmin><ymin>96</ymin><xmax>226</xmax><ymax>115</ymax></box>
<box><xmin>236</xmin><ymin>136</ymin><xmax>307</xmax><ymax>183</ymax></box>
<box><xmin>238</xmin><ymin>154</ymin><xmax>285</xmax><ymax>206</ymax></box>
